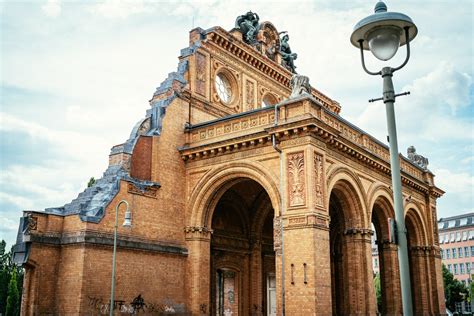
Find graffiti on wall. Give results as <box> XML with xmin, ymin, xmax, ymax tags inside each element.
<box><xmin>87</xmin><ymin>295</ymin><xmax>187</xmax><ymax>315</ymax></box>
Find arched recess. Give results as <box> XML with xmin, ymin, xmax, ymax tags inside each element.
<box><xmin>368</xmin><ymin>186</ymin><xmax>402</xmax><ymax>315</ymax></box>
<box><xmin>186</xmin><ymin>162</ymin><xmax>280</xmax><ymax>316</ymax></box>
<box><xmin>187</xmin><ymin>161</ymin><xmax>281</xmax><ymax>228</ymax></box>
<box><xmin>405</xmin><ymin>206</ymin><xmax>430</xmax><ymax>315</ymax></box>
<box><xmin>326</xmin><ymin>166</ymin><xmax>375</xmax><ymax>315</ymax></box>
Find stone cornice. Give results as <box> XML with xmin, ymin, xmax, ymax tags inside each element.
<box><xmin>23</xmin><ymin>230</ymin><xmax>188</xmax><ymax>256</ymax></box>
<box><xmin>180</xmin><ymin>96</ymin><xmax>442</xmax><ymax>198</ymax></box>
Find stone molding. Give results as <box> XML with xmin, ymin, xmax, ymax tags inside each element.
<box><xmin>22</xmin><ymin>230</ymin><xmax>188</xmax><ymax>256</ymax></box>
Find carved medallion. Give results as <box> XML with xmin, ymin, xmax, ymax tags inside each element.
<box><xmin>287</xmin><ymin>151</ymin><xmax>306</xmax><ymax>206</ymax></box>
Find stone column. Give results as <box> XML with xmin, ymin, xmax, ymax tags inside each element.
<box><xmin>428</xmin><ymin>246</ymin><xmax>446</xmax><ymax>314</ymax></box>
<box><xmin>343</xmin><ymin>229</ymin><xmax>377</xmax><ymax>315</ymax></box>
<box><xmin>283</xmin><ymin>213</ymin><xmax>332</xmax><ymax>315</ymax></box>
<box><xmin>379</xmin><ymin>242</ymin><xmax>402</xmax><ymax>315</ymax></box>
<box><xmin>185</xmin><ymin>227</ymin><xmax>212</xmax><ymax>315</ymax></box>
<box><xmin>249</xmin><ymin>238</ymin><xmax>263</xmax><ymax>315</ymax></box>
<box><xmin>410</xmin><ymin>246</ymin><xmax>429</xmax><ymax>315</ymax></box>
<box><xmin>278</xmin><ymin>148</ymin><xmax>333</xmax><ymax>314</ymax></box>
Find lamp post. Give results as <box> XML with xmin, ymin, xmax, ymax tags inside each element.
<box><xmin>350</xmin><ymin>2</ymin><xmax>418</xmax><ymax>315</ymax></box>
<box><xmin>110</xmin><ymin>200</ymin><xmax>132</xmax><ymax>316</ymax></box>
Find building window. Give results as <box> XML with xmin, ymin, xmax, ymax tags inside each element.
<box><xmin>459</xmin><ymin>247</ymin><xmax>464</xmax><ymax>258</ymax></box>
<box><xmin>454</xmin><ymin>264</ymin><xmax>458</xmax><ymax>275</ymax></box>
<box><xmin>467</xmin><ymin>263</ymin><xmax>471</xmax><ymax>274</ymax></box>
<box><xmin>450</xmin><ymin>233</ymin><xmax>455</xmax><ymax>242</ymax></box>
<box><xmin>453</xmin><ymin>248</ymin><xmax>457</xmax><ymax>259</ymax></box>
<box><xmin>465</xmin><ymin>246</ymin><xmax>470</xmax><ymax>258</ymax></box>
<box><xmin>460</xmin><ymin>263</ymin><xmax>465</xmax><ymax>274</ymax></box>
<box><xmin>441</xmin><ymin>249</ymin><xmax>444</xmax><ymax>259</ymax></box>
<box><xmin>445</xmin><ymin>234</ymin><xmax>449</xmax><ymax>243</ymax></box>
<box><xmin>448</xmin><ymin>264</ymin><xmax>452</xmax><ymax>273</ymax></box>
<box><xmin>471</xmin><ymin>246</ymin><xmax>474</xmax><ymax>255</ymax></box>
<box><xmin>261</xmin><ymin>93</ymin><xmax>277</xmax><ymax>108</ymax></box>
<box><xmin>215</xmin><ymin>72</ymin><xmax>233</xmax><ymax>104</ymax></box>
<box><xmin>463</xmin><ymin>231</ymin><xmax>468</xmax><ymax>241</ymax></box>
<box><xmin>456</xmin><ymin>232</ymin><xmax>461</xmax><ymax>242</ymax></box>
<box><xmin>439</xmin><ymin>234</ymin><xmax>444</xmax><ymax>244</ymax></box>
<box><xmin>447</xmin><ymin>249</ymin><xmax>451</xmax><ymax>259</ymax></box>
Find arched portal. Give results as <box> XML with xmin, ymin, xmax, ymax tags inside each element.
<box><xmin>328</xmin><ymin>177</ymin><xmax>376</xmax><ymax>315</ymax></box>
<box><xmin>370</xmin><ymin>193</ymin><xmax>402</xmax><ymax>314</ymax></box>
<box><xmin>210</xmin><ymin>178</ymin><xmax>275</xmax><ymax>316</ymax></box>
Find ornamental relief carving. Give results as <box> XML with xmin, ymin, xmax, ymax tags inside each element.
<box><xmin>245</xmin><ymin>80</ymin><xmax>255</xmax><ymax>111</ymax></box>
<box><xmin>287</xmin><ymin>151</ymin><xmax>306</xmax><ymax>207</ymax></box>
<box><xmin>314</xmin><ymin>153</ymin><xmax>324</xmax><ymax>207</ymax></box>
<box><xmin>195</xmin><ymin>52</ymin><xmax>207</xmax><ymax>97</ymax></box>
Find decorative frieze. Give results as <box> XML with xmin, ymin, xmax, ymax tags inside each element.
<box><xmin>344</xmin><ymin>228</ymin><xmax>374</xmax><ymax>236</ymax></box>
<box><xmin>287</xmin><ymin>151</ymin><xmax>306</xmax><ymax>207</ymax></box>
<box><xmin>184</xmin><ymin>226</ymin><xmax>213</xmax><ymax>241</ymax></box>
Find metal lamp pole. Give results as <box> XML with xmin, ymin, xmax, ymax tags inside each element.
<box><xmin>110</xmin><ymin>200</ymin><xmax>132</xmax><ymax>316</ymax></box>
<box><xmin>350</xmin><ymin>2</ymin><xmax>418</xmax><ymax>315</ymax></box>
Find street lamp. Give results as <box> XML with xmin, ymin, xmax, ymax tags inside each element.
<box><xmin>350</xmin><ymin>2</ymin><xmax>418</xmax><ymax>315</ymax></box>
<box><xmin>110</xmin><ymin>200</ymin><xmax>132</xmax><ymax>316</ymax></box>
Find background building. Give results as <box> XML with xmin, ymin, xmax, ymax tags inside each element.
<box><xmin>439</xmin><ymin>213</ymin><xmax>474</xmax><ymax>285</ymax></box>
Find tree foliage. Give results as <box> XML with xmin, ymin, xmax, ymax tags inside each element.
<box><xmin>87</xmin><ymin>177</ymin><xmax>96</xmax><ymax>188</ymax></box>
<box><xmin>0</xmin><ymin>240</ymin><xmax>23</xmax><ymax>315</ymax></box>
<box><xmin>443</xmin><ymin>264</ymin><xmax>468</xmax><ymax>312</ymax></box>
<box><xmin>374</xmin><ymin>273</ymin><xmax>382</xmax><ymax>313</ymax></box>
<box><xmin>5</xmin><ymin>269</ymin><xmax>19</xmax><ymax>316</ymax></box>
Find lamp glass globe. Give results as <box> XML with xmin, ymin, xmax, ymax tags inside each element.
<box><xmin>368</xmin><ymin>27</ymin><xmax>401</xmax><ymax>61</ymax></box>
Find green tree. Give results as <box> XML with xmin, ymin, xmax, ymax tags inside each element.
<box><xmin>443</xmin><ymin>264</ymin><xmax>468</xmax><ymax>312</ymax></box>
<box><xmin>373</xmin><ymin>273</ymin><xmax>382</xmax><ymax>313</ymax></box>
<box><xmin>87</xmin><ymin>177</ymin><xmax>96</xmax><ymax>188</ymax></box>
<box><xmin>5</xmin><ymin>269</ymin><xmax>19</xmax><ymax>316</ymax></box>
<box><xmin>0</xmin><ymin>240</ymin><xmax>9</xmax><ymax>314</ymax></box>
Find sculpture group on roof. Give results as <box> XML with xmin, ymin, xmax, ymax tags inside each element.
<box><xmin>235</xmin><ymin>11</ymin><xmax>298</xmax><ymax>73</ymax></box>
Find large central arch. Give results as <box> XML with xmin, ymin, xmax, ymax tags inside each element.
<box><xmin>185</xmin><ymin>161</ymin><xmax>282</xmax><ymax>315</ymax></box>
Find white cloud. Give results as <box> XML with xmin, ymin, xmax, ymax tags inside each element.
<box><xmin>41</xmin><ymin>0</ymin><xmax>61</xmax><ymax>17</ymax></box>
<box><xmin>434</xmin><ymin>168</ymin><xmax>474</xmax><ymax>198</ymax></box>
<box><xmin>90</xmin><ymin>0</ymin><xmax>152</xmax><ymax>19</ymax></box>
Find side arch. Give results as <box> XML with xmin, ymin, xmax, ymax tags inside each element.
<box><xmin>187</xmin><ymin>161</ymin><xmax>281</xmax><ymax>228</ymax></box>
<box><xmin>405</xmin><ymin>202</ymin><xmax>428</xmax><ymax>245</ymax></box>
<box><xmin>326</xmin><ymin>165</ymin><xmax>368</xmax><ymax>228</ymax></box>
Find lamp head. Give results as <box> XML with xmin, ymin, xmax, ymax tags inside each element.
<box><xmin>123</xmin><ymin>210</ymin><xmax>132</xmax><ymax>228</ymax></box>
<box><xmin>350</xmin><ymin>1</ymin><xmax>417</xmax><ymax>61</ymax></box>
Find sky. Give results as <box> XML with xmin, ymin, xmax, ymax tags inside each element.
<box><xmin>1</xmin><ymin>0</ymin><xmax>473</xmax><ymax>249</ymax></box>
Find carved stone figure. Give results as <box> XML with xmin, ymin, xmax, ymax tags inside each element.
<box><xmin>279</xmin><ymin>32</ymin><xmax>297</xmax><ymax>73</ymax></box>
<box><xmin>235</xmin><ymin>11</ymin><xmax>260</xmax><ymax>44</ymax></box>
<box><xmin>290</xmin><ymin>74</ymin><xmax>311</xmax><ymax>98</ymax></box>
<box><xmin>407</xmin><ymin>146</ymin><xmax>429</xmax><ymax>170</ymax></box>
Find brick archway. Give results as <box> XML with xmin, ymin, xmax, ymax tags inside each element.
<box><xmin>327</xmin><ymin>167</ymin><xmax>376</xmax><ymax>315</ymax></box>
<box><xmin>186</xmin><ymin>161</ymin><xmax>281</xmax><ymax>229</ymax></box>
<box><xmin>369</xmin><ymin>186</ymin><xmax>402</xmax><ymax>315</ymax></box>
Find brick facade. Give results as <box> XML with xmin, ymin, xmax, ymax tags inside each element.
<box><xmin>13</xmin><ymin>16</ymin><xmax>445</xmax><ymax>315</ymax></box>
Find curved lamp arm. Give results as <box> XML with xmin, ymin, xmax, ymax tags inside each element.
<box><xmin>392</xmin><ymin>27</ymin><xmax>411</xmax><ymax>73</ymax></box>
<box><xmin>358</xmin><ymin>40</ymin><xmax>381</xmax><ymax>76</ymax></box>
